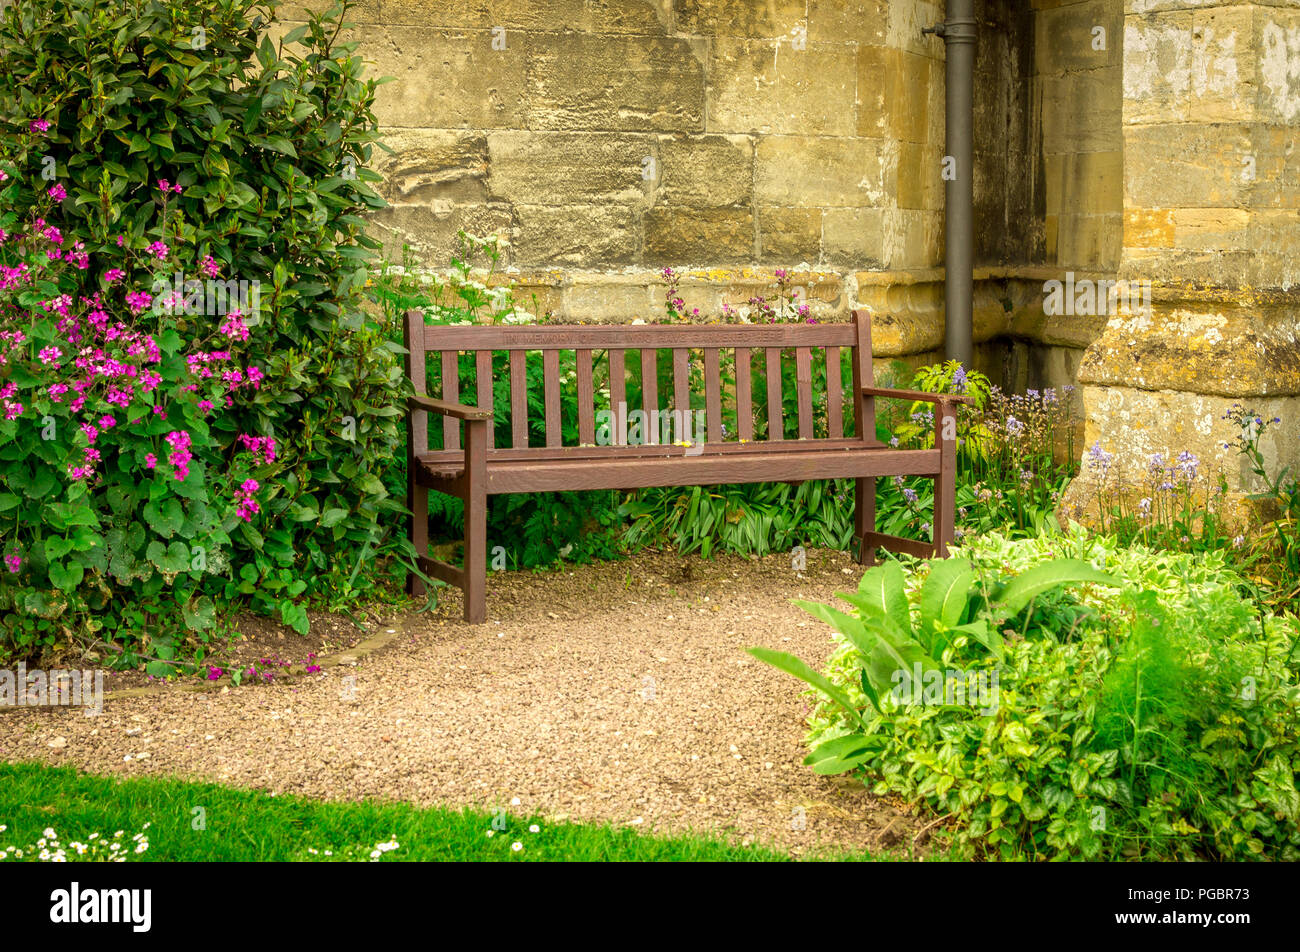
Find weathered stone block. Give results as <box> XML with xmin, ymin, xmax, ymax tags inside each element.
<box><xmin>486</xmin><ymin>132</ymin><xmax>654</xmax><ymax>206</ymax></box>
<box><xmin>1257</xmin><ymin>10</ymin><xmax>1300</xmax><ymax>124</ymax></box>
<box><xmin>856</xmin><ymin>45</ymin><xmax>935</xmax><ymax>143</ymax></box>
<box><xmin>644</xmin><ymin>207</ymin><xmax>755</xmax><ymax>264</ymax></box>
<box><xmin>565</xmin><ymin>274</ymin><xmax>657</xmax><ymax>322</ymax></box>
<box><xmin>1123</xmin><ymin>123</ymin><xmax>1252</xmax><ymax>206</ymax></box>
<box><xmin>1040</xmin><ymin>70</ymin><xmax>1124</xmax><ymax>155</ymax></box>
<box><xmin>1036</xmin><ymin>0</ymin><xmax>1122</xmax><ymax>74</ymax></box>
<box><xmin>655</xmin><ymin>135</ymin><xmax>755</xmax><ymax>207</ymax></box>
<box><xmin>372</xmin><ymin>130</ymin><xmax>490</xmax><ymax>205</ymax></box>
<box><xmin>824</xmin><ymin>208</ymin><xmax>886</xmax><ymax>267</ymax></box>
<box><xmin>1123</xmin><ymin>12</ymin><xmax>1194</xmax><ymax>124</ymax></box>
<box><xmin>807</xmin><ymin>0</ymin><xmax>889</xmax><ymax>46</ymax></box>
<box><xmin>1124</xmin><ymin>208</ymin><xmax>1177</xmax><ymax>247</ymax></box>
<box><xmin>366</xmin><ymin>28</ymin><xmax>528</xmax><ymax>129</ymax></box>
<box><xmin>368</xmin><ymin>202</ymin><xmax>516</xmax><ymax>266</ymax></box>
<box><xmin>758</xmin><ymin>206</ymin><xmax>822</xmax><ymax>264</ymax></box>
<box><xmin>527</xmin><ymin>34</ymin><xmax>706</xmax><ymax>132</ymax></box>
<box><xmin>673</xmin><ymin>0</ymin><xmax>808</xmax><ymax>38</ymax></box>
<box><xmin>512</xmin><ymin>204</ymin><xmax>640</xmax><ymax>266</ymax></box>
<box><xmin>380</xmin><ymin>0</ymin><xmax>667</xmax><ymax>33</ymax></box>
<box><xmin>756</xmin><ymin>136</ymin><xmax>893</xmax><ymax>207</ymax></box>
<box><xmin>708</xmin><ymin>39</ymin><xmax>857</xmax><ymax>137</ymax></box>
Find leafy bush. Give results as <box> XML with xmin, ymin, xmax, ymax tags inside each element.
<box><xmin>753</xmin><ymin>526</ymin><xmax>1300</xmax><ymax>860</ymax></box>
<box><xmin>0</xmin><ymin>0</ymin><xmax>399</xmax><ymax>665</ymax></box>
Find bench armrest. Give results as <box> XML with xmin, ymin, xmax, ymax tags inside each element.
<box><xmin>859</xmin><ymin>386</ymin><xmax>976</xmax><ymax>407</ymax></box>
<box><xmin>408</xmin><ymin>394</ymin><xmax>492</xmax><ymax>421</ymax></box>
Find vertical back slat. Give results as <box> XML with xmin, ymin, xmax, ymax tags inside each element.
<box><xmin>673</xmin><ymin>348</ymin><xmax>690</xmax><ymax>423</ymax></box>
<box><xmin>510</xmin><ymin>350</ymin><xmax>528</xmax><ymax>448</ymax></box>
<box><xmin>795</xmin><ymin>346</ymin><xmax>813</xmax><ymax>439</ymax></box>
<box><xmin>609</xmin><ymin>349</ymin><xmax>626</xmax><ymax>445</ymax></box>
<box><xmin>441</xmin><ymin>349</ymin><xmax>459</xmax><ymax>451</ymax></box>
<box><xmin>704</xmin><ymin>347</ymin><xmax>722</xmax><ymax>444</ymax></box>
<box><xmin>404</xmin><ymin>311</ymin><xmax>428</xmax><ymax>455</ymax></box>
<box><xmin>641</xmin><ymin>347</ymin><xmax>658</xmax><ymax>444</ymax></box>
<box><xmin>765</xmin><ymin>347</ymin><xmax>782</xmax><ymax>441</ymax></box>
<box><xmin>576</xmin><ymin>348</ymin><xmax>595</xmax><ymax>445</ymax></box>
<box><xmin>543</xmin><ymin>349</ymin><xmax>561</xmax><ymax>448</ymax></box>
<box><xmin>826</xmin><ymin>346</ymin><xmax>843</xmax><ymax>439</ymax></box>
<box><xmin>735</xmin><ymin>347</ymin><xmax>753</xmax><ymax>441</ymax></box>
<box><xmin>475</xmin><ymin>350</ymin><xmax>494</xmax><ymax>448</ymax></box>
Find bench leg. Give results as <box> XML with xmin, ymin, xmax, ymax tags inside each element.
<box><xmin>462</xmin><ymin>419</ymin><xmax>488</xmax><ymax>624</ymax></box>
<box><xmin>933</xmin><ymin>400</ymin><xmax>958</xmax><ymax>557</ymax></box>
<box><xmin>407</xmin><ymin>473</ymin><xmax>428</xmax><ymax>597</ymax></box>
<box><xmin>853</xmin><ymin>476</ymin><xmax>877</xmax><ymax>565</ymax></box>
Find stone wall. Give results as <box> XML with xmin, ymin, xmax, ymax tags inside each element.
<box><xmin>1061</xmin><ymin>0</ymin><xmax>1300</xmax><ymax>511</ymax></box>
<box><xmin>287</xmin><ymin>0</ymin><xmax>1067</xmax><ymax>382</ymax></box>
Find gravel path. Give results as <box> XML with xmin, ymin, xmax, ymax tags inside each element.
<box><xmin>0</xmin><ymin>548</ymin><xmax>924</xmax><ymax>856</ymax></box>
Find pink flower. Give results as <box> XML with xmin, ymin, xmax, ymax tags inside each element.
<box><xmin>3</xmin><ymin>552</ymin><xmax>21</xmax><ymax>573</ymax></box>
<box><xmin>144</xmin><ymin>453</ymin><xmax>158</xmax><ymax>469</ymax></box>
<box><xmin>103</xmin><ymin>268</ymin><xmax>125</xmax><ymax>283</ymax></box>
<box><xmin>146</xmin><ymin>241</ymin><xmax>169</xmax><ymax>260</ymax></box>
<box><xmin>29</xmin><ymin>118</ymin><xmax>50</xmax><ymax>134</ymax></box>
<box><xmin>47</xmin><ymin>182</ymin><xmax>66</xmax><ymax>201</ymax></box>
<box><xmin>234</xmin><ymin>478</ymin><xmax>261</xmax><ymax>521</ymax></box>
<box><xmin>200</xmin><ymin>255</ymin><xmax>221</xmax><ymax>279</ymax></box>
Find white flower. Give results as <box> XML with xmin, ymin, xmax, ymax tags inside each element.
<box><xmin>511</xmin><ymin>841</ymin><xmax>523</xmax><ymax>852</ymax></box>
<box><xmin>528</xmin><ymin>824</ymin><xmax>540</xmax><ymax>834</ymax></box>
<box><xmin>485</xmin><ymin>830</ymin><xmax>494</xmax><ymax>838</ymax></box>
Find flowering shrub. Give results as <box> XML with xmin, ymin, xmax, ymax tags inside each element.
<box><xmin>0</xmin><ymin>0</ymin><xmax>400</xmax><ymax>665</ymax></box>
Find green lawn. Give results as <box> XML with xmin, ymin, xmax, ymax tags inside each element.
<box><xmin>0</xmin><ymin>762</ymin><xmax>881</xmax><ymax>862</ymax></box>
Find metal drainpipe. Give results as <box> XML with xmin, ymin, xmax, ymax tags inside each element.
<box><xmin>924</xmin><ymin>2</ymin><xmax>976</xmax><ymax>367</ymax></box>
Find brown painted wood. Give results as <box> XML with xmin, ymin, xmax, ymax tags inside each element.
<box><xmin>403</xmin><ymin>312</ymin><xmax>964</xmax><ymax>624</ymax></box>
<box><xmin>795</xmin><ymin>346</ymin><xmax>813</xmax><ymax>439</ymax></box>
<box><xmin>441</xmin><ymin>349</ymin><xmax>459</xmax><ymax>451</ymax></box>
<box><xmin>704</xmin><ymin>347</ymin><xmax>722</xmax><ymax>443</ymax></box>
<box><xmin>672</xmin><ymin>348</ymin><xmax>689</xmax><ymax>421</ymax></box>
<box><xmin>933</xmin><ymin>399</ymin><xmax>958</xmax><ymax>556</ymax></box>
<box><xmin>826</xmin><ymin>346</ymin><xmax>843</xmax><ymax>439</ymax></box>
<box><xmin>404</xmin><ymin>311</ymin><xmax>429</xmax><ymax>457</ymax></box>
<box><xmin>485</xmin><ymin>447</ymin><xmax>942</xmax><ymax>494</ymax></box>
<box><xmin>852</xmin><ymin>310</ymin><xmax>873</xmax><ymax>443</ymax></box>
<box><xmin>735</xmin><ymin>348</ymin><xmax>753</xmax><ymax>441</ymax></box>
<box><xmin>765</xmin><ymin>347</ymin><xmax>782</xmax><ymax>440</ymax></box>
<box><xmin>864</xmin><ymin>531</ymin><xmax>934</xmax><ymax>560</ymax></box>
<box><xmin>426</xmin><ymin>322</ymin><xmax>856</xmax><ymax>351</ymax></box>
<box><xmin>861</xmin><ymin>385</ymin><xmax>977</xmax><ymax>406</ymax></box>
<box><xmin>609</xmin><ymin>349</ymin><xmax>626</xmax><ymax>445</ymax></box>
<box><xmin>543</xmin><ymin>349</ymin><xmax>561</xmax><ymax>448</ymax></box>
<box><xmin>404</xmin><ymin>311</ymin><xmax>430</xmax><ymax>596</ymax></box>
<box><xmin>475</xmin><ymin>350</ymin><xmax>494</xmax><ymax>448</ymax></box>
<box><xmin>577</xmin><ymin>348</ymin><xmax>595</xmax><ymax>445</ymax></box>
<box><xmin>462</xmin><ymin>419</ymin><xmax>489</xmax><ymax>623</ymax></box>
<box><xmin>509</xmin><ymin>350</ymin><xmax>528</xmax><ymax>448</ymax></box>
<box><xmin>640</xmin><ymin>347</ymin><xmax>658</xmax><ymax>445</ymax></box>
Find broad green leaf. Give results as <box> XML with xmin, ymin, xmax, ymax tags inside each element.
<box><xmin>996</xmin><ymin>559</ymin><xmax>1119</xmax><ymax>616</ymax></box>
<box><xmin>856</xmin><ymin>560</ymin><xmax>910</xmax><ymax>628</ymax></box>
<box><xmin>920</xmin><ymin>557</ymin><xmax>974</xmax><ymax>631</ymax></box>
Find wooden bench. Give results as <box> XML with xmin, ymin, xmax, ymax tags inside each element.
<box><xmin>403</xmin><ymin>309</ymin><xmax>972</xmax><ymax>622</ymax></box>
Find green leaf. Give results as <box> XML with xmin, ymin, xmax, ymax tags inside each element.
<box><xmin>48</xmin><ymin>560</ymin><xmax>84</xmax><ymax>591</ymax></box>
<box><xmin>996</xmin><ymin>559</ymin><xmax>1119</xmax><ymax>616</ymax></box>
<box><xmin>856</xmin><ymin>560</ymin><xmax>910</xmax><ymax>626</ymax></box>
<box><xmin>920</xmin><ymin>557</ymin><xmax>974</xmax><ymax>631</ymax></box>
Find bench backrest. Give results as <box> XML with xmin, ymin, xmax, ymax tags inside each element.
<box><xmin>404</xmin><ymin>310</ymin><xmax>880</xmax><ymax>453</ymax></box>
